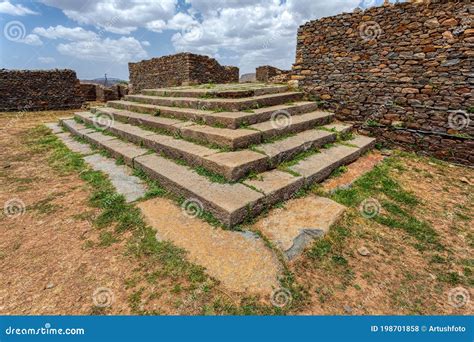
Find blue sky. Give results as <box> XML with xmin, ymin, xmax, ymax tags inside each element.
<box><xmin>0</xmin><ymin>0</ymin><xmax>394</xmax><ymax>80</ymax></box>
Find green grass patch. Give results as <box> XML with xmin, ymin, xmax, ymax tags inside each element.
<box><xmin>330</xmin><ymin>156</ymin><xmax>442</xmax><ymax>251</ymax></box>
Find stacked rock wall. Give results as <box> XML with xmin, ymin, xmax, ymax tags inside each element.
<box><xmin>79</xmin><ymin>82</ymin><xmax>128</xmax><ymax>102</ymax></box>
<box><xmin>0</xmin><ymin>69</ymin><xmax>83</xmax><ymax>111</ymax></box>
<box><xmin>129</xmin><ymin>53</ymin><xmax>239</xmax><ymax>93</ymax></box>
<box><xmin>256</xmin><ymin>65</ymin><xmax>291</xmax><ymax>83</ymax></box>
<box><xmin>293</xmin><ymin>0</ymin><xmax>473</xmax><ymax>164</ymax></box>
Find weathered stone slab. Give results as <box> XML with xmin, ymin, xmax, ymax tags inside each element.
<box><xmin>45</xmin><ymin>122</ymin><xmax>63</xmax><ymax>134</ymax></box>
<box><xmin>84</xmin><ymin>153</ymin><xmax>147</xmax><ymax>202</ymax></box>
<box><xmin>141</xmin><ymin>85</ymin><xmax>288</xmax><ymax>98</ymax></box>
<box><xmin>126</xmin><ymin>91</ymin><xmax>303</xmax><ymax>111</ymax></box>
<box><xmin>99</xmin><ymin>139</ymin><xmax>148</xmax><ymax>166</ymax></box>
<box><xmin>250</xmin><ymin>111</ymin><xmax>334</xmax><ymax>140</ymax></box>
<box><xmin>145</xmin><ymin>135</ymin><xmax>217</xmax><ymax>166</ymax></box>
<box><xmin>244</xmin><ymin>169</ymin><xmax>305</xmax><ymax>206</ymax></box>
<box><xmin>202</xmin><ymin>150</ymin><xmax>268</xmax><ymax>181</ymax></box>
<box><xmin>134</xmin><ymin>153</ymin><xmax>264</xmax><ymax>226</ymax></box>
<box><xmin>96</xmin><ymin>107</ymin><xmax>186</xmax><ymax>134</ymax></box>
<box><xmin>56</xmin><ymin>132</ymin><xmax>94</xmax><ymax>155</ymax></box>
<box><xmin>60</xmin><ymin>119</ymin><xmax>95</xmax><ymax>138</ymax></box>
<box><xmin>138</xmin><ymin>198</ymin><xmax>281</xmax><ymax>294</ymax></box>
<box><xmin>81</xmin><ymin>131</ymin><xmax>117</xmax><ymax>147</ymax></box>
<box><xmin>253</xmin><ymin>196</ymin><xmax>346</xmax><ymax>260</ymax></box>
<box><xmin>108</xmin><ymin>100</ymin><xmax>319</xmax><ymax>129</ymax></box>
<box><xmin>290</xmin><ymin>135</ymin><xmax>376</xmax><ymax>184</ymax></box>
<box><xmin>180</xmin><ymin>125</ymin><xmax>261</xmax><ymax>150</ymax></box>
<box><xmin>255</xmin><ymin>128</ymin><xmax>336</xmax><ymax>166</ymax></box>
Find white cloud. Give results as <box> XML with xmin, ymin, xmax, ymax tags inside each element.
<box><xmin>57</xmin><ymin>37</ymin><xmax>148</xmax><ymax>63</ymax></box>
<box><xmin>0</xmin><ymin>1</ymin><xmax>39</xmax><ymax>16</ymax></box>
<box><xmin>38</xmin><ymin>56</ymin><xmax>56</xmax><ymax>63</ymax></box>
<box><xmin>141</xmin><ymin>40</ymin><xmax>151</xmax><ymax>47</ymax></box>
<box><xmin>40</xmin><ymin>0</ymin><xmax>177</xmax><ymax>34</ymax></box>
<box><xmin>170</xmin><ymin>0</ymin><xmax>368</xmax><ymax>73</ymax></box>
<box><xmin>145</xmin><ymin>20</ymin><xmax>166</xmax><ymax>33</ymax></box>
<box><xmin>17</xmin><ymin>34</ymin><xmax>43</xmax><ymax>46</ymax></box>
<box><xmin>33</xmin><ymin>25</ymin><xmax>98</xmax><ymax>40</ymax></box>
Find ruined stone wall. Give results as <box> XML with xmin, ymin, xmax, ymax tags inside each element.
<box><xmin>0</xmin><ymin>69</ymin><xmax>83</xmax><ymax>112</ymax></box>
<box><xmin>79</xmin><ymin>82</ymin><xmax>128</xmax><ymax>102</ymax></box>
<box><xmin>79</xmin><ymin>83</ymin><xmax>97</xmax><ymax>101</ymax></box>
<box><xmin>293</xmin><ymin>0</ymin><xmax>473</xmax><ymax>164</ymax></box>
<box><xmin>256</xmin><ymin>65</ymin><xmax>291</xmax><ymax>83</ymax></box>
<box><xmin>129</xmin><ymin>53</ymin><xmax>239</xmax><ymax>93</ymax></box>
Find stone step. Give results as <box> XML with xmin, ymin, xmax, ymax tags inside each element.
<box><xmin>73</xmin><ymin>111</ymin><xmax>352</xmax><ymax>182</ymax></box>
<box><xmin>249</xmin><ymin>111</ymin><xmax>335</xmax><ymax>140</ymax></box>
<box><xmin>135</xmin><ymin>154</ymin><xmax>265</xmax><ymax>226</ymax></box>
<box><xmin>123</xmin><ymin>91</ymin><xmax>304</xmax><ymax>111</ymax></box>
<box><xmin>61</xmin><ymin>118</ymin><xmax>265</xmax><ymax>226</ymax></box>
<box><xmin>104</xmin><ymin>100</ymin><xmax>319</xmax><ymax>129</ymax></box>
<box><xmin>86</xmin><ymin>108</ymin><xmax>261</xmax><ymax>150</ymax></box>
<box><xmin>92</xmin><ymin>106</ymin><xmax>335</xmax><ymax>150</ymax></box>
<box><xmin>254</xmin><ymin>123</ymin><xmax>353</xmax><ymax>167</ymax></box>
<box><xmin>74</xmin><ymin>111</ymin><xmax>267</xmax><ymax>181</ymax></box>
<box><xmin>141</xmin><ymin>85</ymin><xmax>289</xmax><ymax>98</ymax></box>
<box><xmin>61</xmin><ymin>118</ymin><xmax>149</xmax><ymax>166</ymax></box>
<box><xmin>61</xmin><ymin>118</ymin><xmax>375</xmax><ymax>227</ymax></box>
<box><xmin>289</xmin><ymin>135</ymin><xmax>377</xmax><ymax>184</ymax></box>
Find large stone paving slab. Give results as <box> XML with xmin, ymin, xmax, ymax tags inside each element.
<box><xmin>50</xmin><ymin>123</ymin><xmax>147</xmax><ymax>203</ymax></box>
<box><xmin>84</xmin><ymin>154</ymin><xmax>147</xmax><ymax>203</ymax></box>
<box><xmin>138</xmin><ymin>198</ymin><xmax>281</xmax><ymax>294</ymax></box>
<box><xmin>253</xmin><ymin>196</ymin><xmax>346</xmax><ymax>260</ymax></box>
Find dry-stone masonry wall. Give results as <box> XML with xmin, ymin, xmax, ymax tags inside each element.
<box><xmin>79</xmin><ymin>83</ymin><xmax>98</xmax><ymax>101</ymax></box>
<box><xmin>0</xmin><ymin>69</ymin><xmax>83</xmax><ymax>112</ymax></box>
<box><xmin>293</xmin><ymin>0</ymin><xmax>473</xmax><ymax>165</ymax></box>
<box><xmin>256</xmin><ymin>65</ymin><xmax>291</xmax><ymax>83</ymax></box>
<box><xmin>79</xmin><ymin>82</ymin><xmax>129</xmax><ymax>102</ymax></box>
<box><xmin>129</xmin><ymin>53</ymin><xmax>239</xmax><ymax>93</ymax></box>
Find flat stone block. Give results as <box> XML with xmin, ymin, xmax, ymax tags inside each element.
<box><xmin>253</xmin><ymin>196</ymin><xmax>346</xmax><ymax>259</ymax></box>
<box><xmin>100</xmin><ymin>139</ymin><xmax>148</xmax><ymax>166</ymax></box>
<box><xmin>180</xmin><ymin>125</ymin><xmax>261</xmax><ymax>149</ymax></box>
<box><xmin>202</xmin><ymin>150</ymin><xmax>268</xmax><ymax>181</ymax></box>
<box><xmin>84</xmin><ymin>153</ymin><xmax>147</xmax><ymax>202</ymax></box>
<box><xmin>134</xmin><ymin>154</ymin><xmax>264</xmax><ymax>226</ymax></box>
<box><xmin>244</xmin><ymin>169</ymin><xmax>304</xmax><ymax>205</ymax></box>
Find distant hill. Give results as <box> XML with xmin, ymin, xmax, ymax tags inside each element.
<box><xmin>239</xmin><ymin>73</ymin><xmax>256</xmax><ymax>83</ymax></box>
<box><xmin>81</xmin><ymin>77</ymin><xmax>127</xmax><ymax>86</ymax></box>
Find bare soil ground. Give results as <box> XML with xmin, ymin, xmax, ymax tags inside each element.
<box><xmin>0</xmin><ymin>109</ymin><xmax>472</xmax><ymax>315</ymax></box>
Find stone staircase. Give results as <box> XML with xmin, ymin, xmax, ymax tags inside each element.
<box><xmin>60</xmin><ymin>83</ymin><xmax>375</xmax><ymax>227</ymax></box>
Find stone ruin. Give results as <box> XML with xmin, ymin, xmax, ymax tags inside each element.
<box><xmin>128</xmin><ymin>52</ymin><xmax>239</xmax><ymax>93</ymax></box>
<box><xmin>256</xmin><ymin>65</ymin><xmax>291</xmax><ymax>84</ymax></box>
<box><xmin>292</xmin><ymin>0</ymin><xmax>473</xmax><ymax>165</ymax></box>
<box><xmin>79</xmin><ymin>83</ymin><xmax>129</xmax><ymax>102</ymax></box>
<box><xmin>0</xmin><ymin>69</ymin><xmax>83</xmax><ymax>111</ymax></box>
